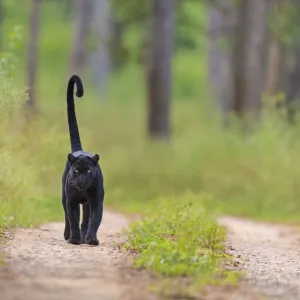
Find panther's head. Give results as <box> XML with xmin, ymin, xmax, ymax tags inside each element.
<box><xmin>67</xmin><ymin>154</ymin><xmax>99</xmax><ymax>191</ymax></box>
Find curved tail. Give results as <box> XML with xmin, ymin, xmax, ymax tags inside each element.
<box><xmin>67</xmin><ymin>75</ymin><xmax>84</xmax><ymax>152</ymax></box>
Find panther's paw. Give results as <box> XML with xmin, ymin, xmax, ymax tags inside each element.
<box><xmin>85</xmin><ymin>236</ymin><xmax>99</xmax><ymax>246</ymax></box>
<box><xmin>68</xmin><ymin>237</ymin><xmax>82</xmax><ymax>245</ymax></box>
<box><xmin>64</xmin><ymin>230</ymin><xmax>70</xmax><ymax>241</ymax></box>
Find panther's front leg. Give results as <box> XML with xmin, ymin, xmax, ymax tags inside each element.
<box><xmin>85</xmin><ymin>199</ymin><xmax>103</xmax><ymax>246</ymax></box>
<box><xmin>66</xmin><ymin>199</ymin><xmax>81</xmax><ymax>245</ymax></box>
<box><xmin>62</xmin><ymin>190</ymin><xmax>70</xmax><ymax>241</ymax></box>
<box><xmin>81</xmin><ymin>203</ymin><xmax>90</xmax><ymax>243</ymax></box>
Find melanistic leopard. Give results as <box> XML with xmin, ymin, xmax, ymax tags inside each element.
<box><xmin>62</xmin><ymin>75</ymin><xmax>104</xmax><ymax>246</ymax></box>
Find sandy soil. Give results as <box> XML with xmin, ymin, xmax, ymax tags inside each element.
<box><xmin>0</xmin><ymin>209</ymin><xmax>156</xmax><ymax>300</ymax></box>
<box><xmin>1</xmin><ymin>210</ymin><xmax>300</xmax><ymax>300</ymax></box>
<box><xmin>220</xmin><ymin>216</ymin><xmax>300</xmax><ymax>300</ymax></box>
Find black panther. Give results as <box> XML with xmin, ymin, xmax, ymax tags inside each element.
<box><xmin>62</xmin><ymin>75</ymin><xmax>104</xmax><ymax>246</ymax></box>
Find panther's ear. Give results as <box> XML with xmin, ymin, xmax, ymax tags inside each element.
<box><xmin>68</xmin><ymin>153</ymin><xmax>76</xmax><ymax>164</ymax></box>
<box><xmin>91</xmin><ymin>154</ymin><xmax>99</xmax><ymax>165</ymax></box>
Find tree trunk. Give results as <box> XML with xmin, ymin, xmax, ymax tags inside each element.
<box><xmin>208</xmin><ymin>1</ymin><xmax>237</xmax><ymax>119</ymax></box>
<box><xmin>69</xmin><ymin>0</ymin><xmax>93</xmax><ymax>75</ymax></box>
<box><xmin>89</xmin><ymin>0</ymin><xmax>111</xmax><ymax>99</ymax></box>
<box><xmin>266</xmin><ymin>1</ymin><xmax>285</xmax><ymax>97</ymax></box>
<box><xmin>109</xmin><ymin>20</ymin><xmax>125</xmax><ymax>70</ymax></box>
<box><xmin>26</xmin><ymin>0</ymin><xmax>41</xmax><ymax>114</ymax></box>
<box><xmin>233</xmin><ymin>0</ymin><xmax>269</xmax><ymax>118</ymax></box>
<box><xmin>147</xmin><ymin>0</ymin><xmax>174</xmax><ymax>139</ymax></box>
<box><xmin>266</xmin><ymin>42</ymin><xmax>283</xmax><ymax>96</ymax></box>
<box><xmin>208</xmin><ymin>6</ymin><xmax>224</xmax><ymax>105</ymax></box>
<box><xmin>286</xmin><ymin>47</ymin><xmax>300</xmax><ymax>121</ymax></box>
<box><xmin>285</xmin><ymin>1</ymin><xmax>300</xmax><ymax>121</ymax></box>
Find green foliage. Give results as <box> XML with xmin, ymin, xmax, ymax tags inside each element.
<box><xmin>0</xmin><ymin>70</ymin><xmax>26</xmax><ymax>113</ymax></box>
<box><xmin>110</xmin><ymin>0</ymin><xmax>207</xmax><ymax>66</ymax></box>
<box><xmin>123</xmin><ymin>195</ymin><xmax>239</xmax><ymax>295</ymax></box>
<box><xmin>269</xmin><ymin>1</ymin><xmax>300</xmax><ymax>48</ymax></box>
<box><xmin>0</xmin><ymin>26</ymin><xmax>23</xmax><ymax>76</ymax></box>
<box><xmin>110</xmin><ymin>0</ymin><xmax>149</xmax><ymax>26</ymax></box>
<box><xmin>175</xmin><ymin>1</ymin><xmax>208</xmax><ymax>51</ymax></box>
<box><xmin>125</xmin><ymin>198</ymin><xmax>225</xmax><ymax>275</ymax></box>
<box><xmin>0</xmin><ymin>73</ymin><xmax>30</xmax><ymax>229</ymax></box>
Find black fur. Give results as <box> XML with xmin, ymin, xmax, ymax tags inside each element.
<box><xmin>62</xmin><ymin>75</ymin><xmax>104</xmax><ymax>246</ymax></box>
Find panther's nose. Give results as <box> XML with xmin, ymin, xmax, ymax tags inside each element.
<box><xmin>78</xmin><ymin>180</ymin><xmax>89</xmax><ymax>190</ymax></box>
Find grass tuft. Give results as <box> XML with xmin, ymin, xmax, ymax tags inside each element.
<box><xmin>123</xmin><ymin>194</ymin><xmax>240</xmax><ymax>294</ymax></box>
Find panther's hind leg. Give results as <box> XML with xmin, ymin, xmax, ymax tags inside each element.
<box><xmin>81</xmin><ymin>203</ymin><xmax>90</xmax><ymax>243</ymax></box>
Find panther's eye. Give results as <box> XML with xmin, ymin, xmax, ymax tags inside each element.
<box><xmin>74</xmin><ymin>169</ymin><xmax>79</xmax><ymax>173</ymax></box>
<box><xmin>87</xmin><ymin>169</ymin><xmax>91</xmax><ymax>174</ymax></box>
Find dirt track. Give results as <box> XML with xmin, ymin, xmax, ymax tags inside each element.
<box><xmin>1</xmin><ymin>211</ymin><xmax>300</xmax><ymax>300</ymax></box>
<box><xmin>220</xmin><ymin>216</ymin><xmax>300</xmax><ymax>300</ymax></box>
<box><xmin>0</xmin><ymin>209</ymin><xmax>156</xmax><ymax>300</ymax></box>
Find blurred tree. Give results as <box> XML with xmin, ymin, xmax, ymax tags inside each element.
<box><xmin>285</xmin><ymin>1</ymin><xmax>300</xmax><ymax>120</ymax></box>
<box><xmin>208</xmin><ymin>0</ymin><xmax>270</xmax><ymax>120</ymax></box>
<box><xmin>286</xmin><ymin>46</ymin><xmax>300</xmax><ymax>121</ymax></box>
<box><xmin>266</xmin><ymin>0</ymin><xmax>285</xmax><ymax>97</ymax></box>
<box><xmin>233</xmin><ymin>0</ymin><xmax>269</xmax><ymax>118</ymax></box>
<box><xmin>109</xmin><ymin>19</ymin><xmax>127</xmax><ymax>70</ymax></box>
<box><xmin>88</xmin><ymin>0</ymin><xmax>111</xmax><ymax>99</ymax></box>
<box><xmin>69</xmin><ymin>0</ymin><xmax>93</xmax><ymax>75</ymax></box>
<box><xmin>208</xmin><ymin>0</ymin><xmax>236</xmax><ymax>120</ymax></box>
<box><xmin>147</xmin><ymin>0</ymin><xmax>174</xmax><ymax>139</ymax></box>
<box><xmin>26</xmin><ymin>0</ymin><xmax>41</xmax><ymax>114</ymax></box>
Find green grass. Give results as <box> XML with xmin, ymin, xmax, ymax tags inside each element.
<box><xmin>123</xmin><ymin>194</ymin><xmax>240</xmax><ymax>296</ymax></box>
<box><xmin>2</xmin><ymin>95</ymin><xmax>300</xmax><ymax>226</ymax></box>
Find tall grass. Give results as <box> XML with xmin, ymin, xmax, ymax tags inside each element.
<box><xmin>2</xmin><ymin>76</ymin><xmax>300</xmax><ymax>227</ymax></box>
<box><xmin>0</xmin><ymin>72</ymin><xmax>34</xmax><ymax>228</ymax></box>
<box><xmin>99</xmin><ymin>100</ymin><xmax>300</xmax><ymax>224</ymax></box>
